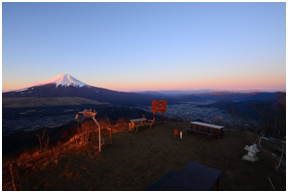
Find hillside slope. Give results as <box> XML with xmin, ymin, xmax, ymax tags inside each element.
<box><xmin>2</xmin><ymin>122</ymin><xmax>286</xmax><ymax>191</ymax></box>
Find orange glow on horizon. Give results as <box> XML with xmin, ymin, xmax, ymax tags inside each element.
<box><xmin>100</xmin><ymin>81</ymin><xmax>286</xmax><ymax>92</ymax></box>
<box><xmin>3</xmin><ymin>78</ymin><xmax>286</xmax><ymax>93</ymax></box>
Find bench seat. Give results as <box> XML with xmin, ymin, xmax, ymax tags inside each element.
<box><xmin>135</xmin><ymin>122</ymin><xmax>153</xmax><ymax>132</ymax></box>
<box><xmin>145</xmin><ymin>170</ymin><xmax>176</xmax><ymax>191</ymax></box>
<box><xmin>129</xmin><ymin>119</ymin><xmax>153</xmax><ymax>131</ymax></box>
<box><xmin>145</xmin><ymin>161</ymin><xmax>222</xmax><ymax>191</ymax></box>
<box><xmin>187</xmin><ymin>128</ymin><xmax>214</xmax><ymax>137</ymax></box>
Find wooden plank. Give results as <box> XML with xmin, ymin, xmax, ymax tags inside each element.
<box><xmin>152</xmin><ymin>104</ymin><xmax>167</xmax><ymax>107</ymax></box>
<box><xmin>152</xmin><ymin>100</ymin><xmax>167</xmax><ymax>105</ymax></box>
<box><xmin>152</xmin><ymin>107</ymin><xmax>167</xmax><ymax>110</ymax></box>
<box><xmin>152</xmin><ymin>106</ymin><xmax>166</xmax><ymax>109</ymax></box>
<box><xmin>190</xmin><ymin>121</ymin><xmax>224</xmax><ymax>130</ymax></box>
<box><xmin>187</xmin><ymin>128</ymin><xmax>214</xmax><ymax>135</ymax></box>
<box><xmin>130</xmin><ymin>118</ymin><xmax>147</xmax><ymax>122</ymax></box>
<box><xmin>135</xmin><ymin>123</ymin><xmax>153</xmax><ymax>132</ymax></box>
<box><xmin>152</xmin><ymin>108</ymin><xmax>167</xmax><ymax>111</ymax></box>
<box><xmin>152</xmin><ymin>106</ymin><xmax>166</xmax><ymax>108</ymax></box>
<box><xmin>152</xmin><ymin>100</ymin><xmax>167</xmax><ymax>103</ymax></box>
<box><xmin>152</xmin><ymin>109</ymin><xmax>167</xmax><ymax>113</ymax></box>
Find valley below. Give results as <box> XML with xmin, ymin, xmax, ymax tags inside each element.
<box><xmin>2</xmin><ymin>86</ymin><xmax>286</xmax><ymax>191</ymax></box>
<box><xmin>2</xmin><ymin>100</ymin><xmax>242</xmax><ymax>137</ymax></box>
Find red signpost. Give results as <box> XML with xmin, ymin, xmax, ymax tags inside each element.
<box><xmin>151</xmin><ymin>100</ymin><xmax>167</xmax><ymax>123</ymax></box>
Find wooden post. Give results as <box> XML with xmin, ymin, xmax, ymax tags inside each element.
<box><xmin>153</xmin><ymin>112</ymin><xmax>156</xmax><ymax>123</ymax></box>
<box><xmin>161</xmin><ymin>112</ymin><xmax>164</xmax><ymax>123</ymax></box>
<box><xmin>109</xmin><ymin>128</ymin><xmax>113</xmax><ymax>146</ymax></box>
<box><xmin>10</xmin><ymin>162</ymin><xmax>22</xmax><ymax>191</ymax></box>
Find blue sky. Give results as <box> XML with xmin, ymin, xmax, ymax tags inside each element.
<box><xmin>2</xmin><ymin>2</ymin><xmax>286</xmax><ymax>92</ymax></box>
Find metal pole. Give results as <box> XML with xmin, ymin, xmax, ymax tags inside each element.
<box><xmin>92</xmin><ymin>117</ymin><xmax>101</xmax><ymax>152</ymax></box>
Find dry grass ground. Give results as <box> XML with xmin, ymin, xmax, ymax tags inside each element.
<box><xmin>2</xmin><ymin>122</ymin><xmax>286</xmax><ymax>191</ymax></box>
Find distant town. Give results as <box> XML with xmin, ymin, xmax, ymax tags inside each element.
<box><xmin>138</xmin><ymin>101</ymin><xmax>249</xmax><ymax>127</ymax></box>
<box><xmin>0</xmin><ymin>100</ymin><xmax>270</xmax><ymax>137</ymax></box>
<box><xmin>2</xmin><ymin>113</ymin><xmax>76</xmax><ymax>136</ymax></box>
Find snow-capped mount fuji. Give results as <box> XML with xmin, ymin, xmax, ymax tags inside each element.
<box><xmin>2</xmin><ymin>74</ymin><xmax>166</xmax><ymax>105</ymax></box>
<box><xmin>4</xmin><ymin>74</ymin><xmax>87</xmax><ymax>93</ymax></box>
<box><xmin>31</xmin><ymin>74</ymin><xmax>87</xmax><ymax>88</ymax></box>
<box><xmin>3</xmin><ymin>73</ymin><xmax>105</xmax><ymax>97</ymax></box>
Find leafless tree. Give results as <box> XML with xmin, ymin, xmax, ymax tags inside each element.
<box><xmin>35</xmin><ymin>129</ymin><xmax>47</xmax><ymax>152</ymax></box>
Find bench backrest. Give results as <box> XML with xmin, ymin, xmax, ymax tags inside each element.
<box><xmin>130</xmin><ymin>118</ymin><xmax>147</xmax><ymax>122</ymax></box>
<box><xmin>191</xmin><ymin>121</ymin><xmax>224</xmax><ymax>130</ymax></box>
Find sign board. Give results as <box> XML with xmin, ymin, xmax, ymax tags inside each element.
<box><xmin>152</xmin><ymin>100</ymin><xmax>167</xmax><ymax>112</ymax></box>
<box><xmin>151</xmin><ymin>100</ymin><xmax>167</xmax><ymax>122</ymax></box>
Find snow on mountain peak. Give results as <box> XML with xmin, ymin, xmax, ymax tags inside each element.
<box><xmin>31</xmin><ymin>74</ymin><xmax>88</xmax><ymax>87</ymax></box>
<box><xmin>2</xmin><ymin>74</ymin><xmax>88</xmax><ymax>93</ymax></box>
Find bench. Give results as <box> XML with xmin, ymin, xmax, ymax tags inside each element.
<box><xmin>135</xmin><ymin>122</ymin><xmax>153</xmax><ymax>132</ymax></box>
<box><xmin>145</xmin><ymin>161</ymin><xmax>222</xmax><ymax>191</ymax></box>
<box><xmin>129</xmin><ymin>118</ymin><xmax>154</xmax><ymax>132</ymax></box>
<box><xmin>145</xmin><ymin>170</ymin><xmax>176</xmax><ymax>191</ymax></box>
<box><xmin>187</xmin><ymin>128</ymin><xmax>214</xmax><ymax>138</ymax></box>
<box><xmin>190</xmin><ymin>121</ymin><xmax>224</xmax><ymax>138</ymax></box>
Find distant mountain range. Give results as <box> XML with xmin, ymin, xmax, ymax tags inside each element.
<box><xmin>2</xmin><ymin>74</ymin><xmax>285</xmax><ymax>108</ymax></box>
<box><xmin>2</xmin><ymin>74</ymin><xmax>172</xmax><ymax>106</ymax></box>
<box><xmin>181</xmin><ymin>91</ymin><xmax>284</xmax><ymax>102</ymax></box>
<box><xmin>137</xmin><ymin>89</ymin><xmax>279</xmax><ymax>95</ymax></box>
<box><xmin>137</xmin><ymin>89</ymin><xmax>214</xmax><ymax>95</ymax></box>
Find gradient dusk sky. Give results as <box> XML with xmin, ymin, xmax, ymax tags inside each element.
<box><xmin>2</xmin><ymin>2</ymin><xmax>286</xmax><ymax>92</ymax></box>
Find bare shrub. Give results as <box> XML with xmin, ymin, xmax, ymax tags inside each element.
<box><xmin>35</xmin><ymin>129</ymin><xmax>47</xmax><ymax>152</ymax></box>
<box><xmin>98</xmin><ymin>117</ymin><xmax>111</xmax><ymax>129</ymax></box>
<box><xmin>18</xmin><ymin>150</ymin><xmax>32</xmax><ymax>162</ymax></box>
<box><xmin>51</xmin><ymin>147</ymin><xmax>59</xmax><ymax>166</ymax></box>
<box><xmin>212</xmin><ymin>116</ymin><xmax>223</xmax><ymax>125</ymax></box>
<box><xmin>116</xmin><ymin>117</ymin><xmax>129</xmax><ymax>125</ymax></box>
